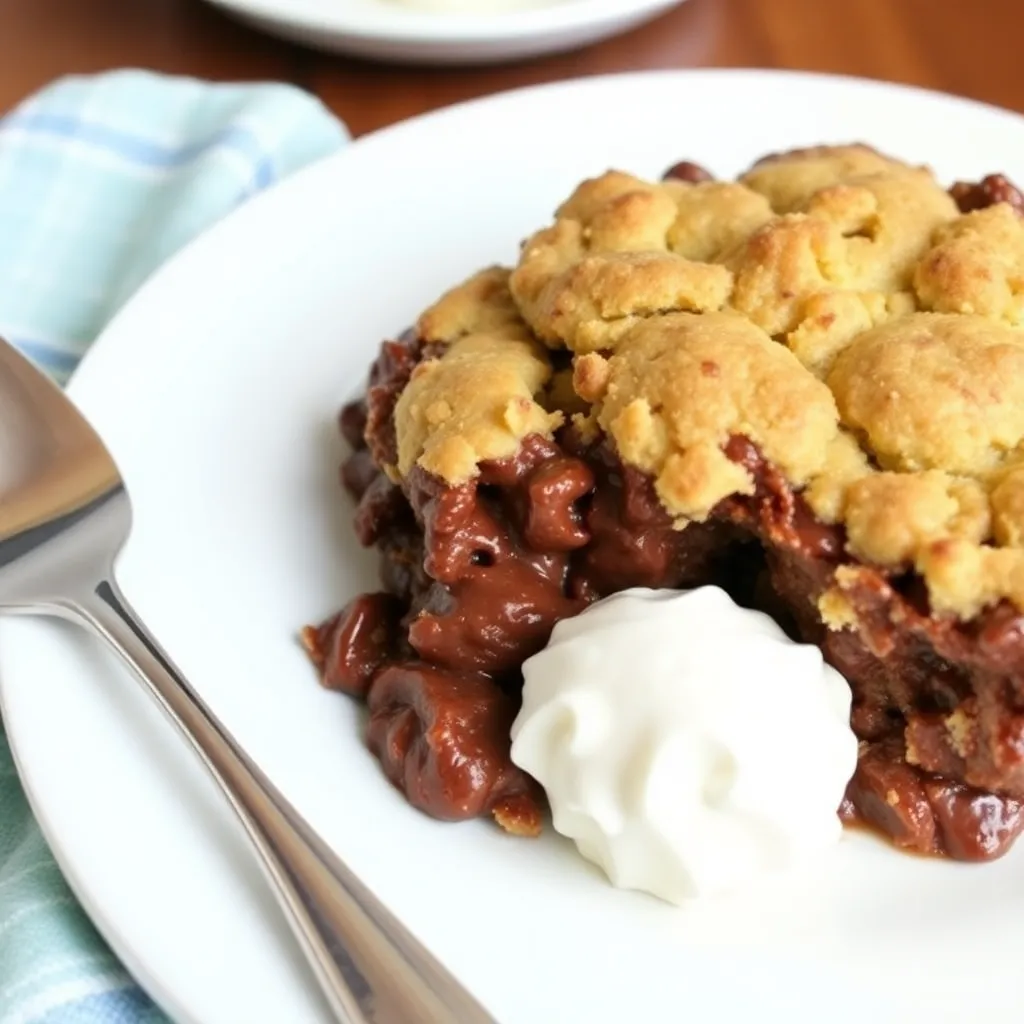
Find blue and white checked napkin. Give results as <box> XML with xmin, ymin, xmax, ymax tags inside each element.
<box><xmin>0</xmin><ymin>69</ymin><xmax>347</xmax><ymax>1023</ymax></box>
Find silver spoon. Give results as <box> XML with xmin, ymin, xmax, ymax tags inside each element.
<box><xmin>0</xmin><ymin>337</ymin><xmax>493</xmax><ymax>1024</ymax></box>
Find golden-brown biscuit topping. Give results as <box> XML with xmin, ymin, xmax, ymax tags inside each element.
<box><xmin>508</xmin><ymin>171</ymin><xmax>768</xmax><ymax>352</ymax></box>
<box><xmin>842</xmin><ymin>471</ymin><xmax>990</xmax><ymax>566</ymax></box>
<box><xmin>510</xmin><ymin>156</ymin><xmax>957</xmax><ymax>366</ymax></box>
<box><xmin>395</xmin><ymin>333</ymin><xmax>560</xmax><ymax>485</ymax></box>
<box><xmin>574</xmin><ymin>311</ymin><xmax>840</xmax><ymax>521</ymax></box>
<box><xmin>395</xmin><ymin>268</ymin><xmax>561</xmax><ymax>485</ymax></box>
<box><xmin>785</xmin><ymin>290</ymin><xmax>916</xmax><ymax>378</ymax></box>
<box><xmin>393</xmin><ymin>147</ymin><xmax>1024</xmax><ymax>621</ymax></box>
<box><xmin>914</xmin><ymin>204</ymin><xmax>1024</xmax><ymax>324</ymax></box>
<box><xmin>738</xmin><ymin>143</ymin><xmax>907</xmax><ymax>212</ymax></box>
<box><xmin>727</xmin><ymin>169</ymin><xmax>957</xmax><ymax>339</ymax></box>
<box><xmin>666</xmin><ymin>181</ymin><xmax>780</xmax><ymax>262</ymax></box>
<box><xmin>990</xmin><ymin>464</ymin><xmax>1024</xmax><ymax>547</ymax></box>
<box><xmin>914</xmin><ymin>540</ymin><xmax>1024</xmax><ymax>620</ymax></box>
<box><xmin>828</xmin><ymin>313</ymin><xmax>1024</xmax><ymax>475</ymax></box>
<box><xmin>417</xmin><ymin>265</ymin><xmax>532</xmax><ymax>345</ymax></box>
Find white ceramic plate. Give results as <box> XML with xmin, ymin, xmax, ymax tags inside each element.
<box><xmin>200</xmin><ymin>0</ymin><xmax>687</xmax><ymax>64</ymax></box>
<box><xmin>4</xmin><ymin>69</ymin><xmax>1024</xmax><ymax>1024</ymax></box>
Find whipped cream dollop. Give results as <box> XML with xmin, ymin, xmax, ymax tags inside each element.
<box><xmin>510</xmin><ymin>587</ymin><xmax>858</xmax><ymax>904</ymax></box>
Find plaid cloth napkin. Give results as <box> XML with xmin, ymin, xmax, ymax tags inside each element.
<box><xmin>0</xmin><ymin>69</ymin><xmax>347</xmax><ymax>1023</ymax></box>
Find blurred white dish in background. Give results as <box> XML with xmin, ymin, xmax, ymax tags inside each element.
<box><xmin>391</xmin><ymin>0</ymin><xmax>556</xmax><ymax>12</ymax></box>
<box><xmin>197</xmin><ymin>0</ymin><xmax>689</xmax><ymax>65</ymax></box>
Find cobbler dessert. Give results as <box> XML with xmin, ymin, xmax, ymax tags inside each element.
<box><xmin>304</xmin><ymin>144</ymin><xmax>1024</xmax><ymax>863</ymax></box>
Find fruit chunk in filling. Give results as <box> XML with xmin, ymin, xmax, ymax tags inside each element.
<box><xmin>368</xmin><ymin>662</ymin><xmax>542</xmax><ymax>836</ymax></box>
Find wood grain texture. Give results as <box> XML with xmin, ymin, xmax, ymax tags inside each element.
<box><xmin>0</xmin><ymin>0</ymin><xmax>1022</xmax><ymax>136</ymax></box>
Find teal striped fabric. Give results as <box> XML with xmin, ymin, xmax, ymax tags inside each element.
<box><xmin>0</xmin><ymin>735</ymin><xmax>167</xmax><ymax>1023</ymax></box>
<box><xmin>0</xmin><ymin>70</ymin><xmax>348</xmax><ymax>1023</ymax></box>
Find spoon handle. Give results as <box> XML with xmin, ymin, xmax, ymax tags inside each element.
<box><xmin>65</xmin><ymin>576</ymin><xmax>493</xmax><ymax>1024</ymax></box>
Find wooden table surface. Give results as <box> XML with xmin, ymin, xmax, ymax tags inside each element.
<box><xmin>2</xmin><ymin>0</ymin><xmax>1024</xmax><ymax>137</ymax></box>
